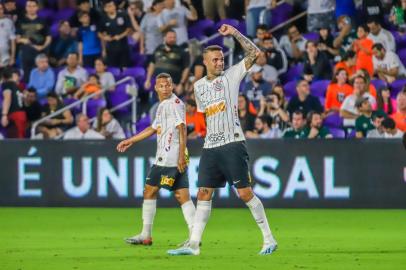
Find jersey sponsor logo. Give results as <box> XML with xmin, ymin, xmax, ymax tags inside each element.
<box><xmin>160</xmin><ymin>175</ymin><xmax>175</xmax><ymax>187</ymax></box>
<box><xmin>157</xmin><ymin>125</ymin><xmax>162</xmax><ymax>135</ymax></box>
<box><xmin>207</xmin><ymin>132</ymin><xmax>225</xmax><ymax>143</ymax></box>
<box><xmin>205</xmin><ymin>100</ymin><xmax>226</xmax><ymax>117</ymax></box>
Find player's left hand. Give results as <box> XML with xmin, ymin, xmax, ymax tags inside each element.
<box><xmin>116</xmin><ymin>139</ymin><xmax>133</xmax><ymax>153</ymax></box>
<box><xmin>177</xmin><ymin>155</ymin><xmax>187</xmax><ymax>173</ymax></box>
<box><xmin>218</xmin><ymin>24</ymin><xmax>237</xmax><ymax>36</ymax></box>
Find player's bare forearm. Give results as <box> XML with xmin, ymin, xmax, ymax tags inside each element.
<box><xmin>231</xmin><ymin>29</ymin><xmax>260</xmax><ymax>69</ymax></box>
<box><xmin>177</xmin><ymin>123</ymin><xmax>187</xmax><ymax>172</ymax></box>
<box><xmin>130</xmin><ymin>126</ymin><xmax>156</xmax><ymax>143</ymax></box>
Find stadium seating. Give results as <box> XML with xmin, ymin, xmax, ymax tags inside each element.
<box><xmin>310</xmin><ymin>80</ymin><xmax>330</xmax><ymax>97</ymax></box>
<box><xmin>329</xmin><ymin>127</ymin><xmax>346</xmax><ymax>138</ymax></box>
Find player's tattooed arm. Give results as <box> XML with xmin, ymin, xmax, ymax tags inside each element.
<box><xmin>232</xmin><ymin>30</ymin><xmax>260</xmax><ymax>70</ymax></box>
<box><xmin>218</xmin><ymin>24</ymin><xmax>260</xmax><ymax>70</ymax></box>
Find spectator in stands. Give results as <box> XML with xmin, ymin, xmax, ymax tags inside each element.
<box><xmin>93</xmin><ymin>107</ymin><xmax>125</xmax><ymax>139</ymax></box>
<box><xmin>0</xmin><ymin>2</ymin><xmax>16</xmax><ymax>68</ymax></box>
<box><xmin>333</xmin><ymin>15</ymin><xmax>357</xmax><ymax>57</ymax></box>
<box><xmin>303</xmin><ymin>41</ymin><xmax>333</xmax><ymax>81</ymax></box>
<box><xmin>254</xmin><ymin>52</ymin><xmax>279</xmax><ymax>85</ymax></box>
<box><xmin>272</xmin><ymin>84</ymin><xmax>288</xmax><ymax>109</ymax></box>
<box><xmin>261</xmin><ymin>35</ymin><xmax>288</xmax><ymax>75</ymax></box>
<box><xmin>353</xmin><ymin>68</ymin><xmax>377</xmax><ymax>98</ymax></box>
<box><xmin>258</xmin><ymin>92</ymin><xmax>289</xmax><ymax>131</ymax></box>
<box><xmin>306</xmin><ymin>0</ymin><xmax>335</xmax><ymax>32</ymax></box>
<box><xmin>11</xmin><ymin>68</ymin><xmax>26</xmax><ymax>92</ymax></box>
<box><xmin>3</xmin><ymin>0</ymin><xmax>20</xmax><ymax>23</ymax></box>
<box><xmin>188</xmin><ymin>54</ymin><xmax>205</xmax><ymax>92</ymax></box>
<box><xmin>287</xmin><ymin>80</ymin><xmax>324</xmax><ymax>117</ymax></box>
<box><xmin>303</xmin><ymin>110</ymin><xmax>333</xmax><ymax>139</ymax></box>
<box><xmin>353</xmin><ymin>24</ymin><xmax>374</xmax><ymax>77</ymax></box>
<box><xmin>317</xmin><ymin>27</ymin><xmax>339</xmax><ymax>60</ymax></box>
<box><xmin>389</xmin><ymin>0</ymin><xmax>406</xmax><ymax>33</ymax></box>
<box><xmin>158</xmin><ymin>0</ymin><xmax>198</xmax><ymax>46</ymax></box>
<box><xmin>144</xmin><ymin>30</ymin><xmax>190</xmax><ymax>95</ymax></box>
<box><xmin>74</xmin><ymin>74</ymin><xmax>102</xmax><ymax>99</ymax></box>
<box><xmin>355</xmin><ymin>97</ymin><xmax>374</xmax><ymax>138</ymax></box>
<box><xmin>340</xmin><ymin>75</ymin><xmax>376</xmax><ymax>127</ymax></box>
<box><xmin>361</xmin><ymin>0</ymin><xmax>384</xmax><ymax>24</ymax></box>
<box><xmin>245</xmin><ymin>0</ymin><xmax>276</xmax><ymax>38</ymax></box>
<box><xmin>127</xmin><ymin>0</ymin><xmax>145</xmax><ymax>44</ymax></box>
<box><xmin>94</xmin><ymin>58</ymin><xmax>116</xmax><ymax>91</ymax></box>
<box><xmin>22</xmin><ymin>87</ymin><xmax>42</xmax><ymax>126</ymax></box>
<box><xmin>279</xmin><ymin>25</ymin><xmax>307</xmax><ymax>62</ymax></box>
<box><xmin>254</xmin><ymin>24</ymin><xmax>279</xmax><ymax>49</ymax></box>
<box><xmin>334</xmin><ymin>50</ymin><xmax>356</xmax><ymax>77</ymax></box>
<box><xmin>242</xmin><ymin>64</ymin><xmax>272</xmax><ymax>109</ymax></box>
<box><xmin>325</xmin><ymin>68</ymin><xmax>353</xmax><ymax>114</ymax></box>
<box><xmin>1</xmin><ymin>68</ymin><xmax>27</xmax><ymax>138</ymax></box>
<box><xmin>391</xmin><ymin>88</ymin><xmax>406</xmax><ymax>132</ymax></box>
<box><xmin>203</xmin><ymin>0</ymin><xmax>226</xmax><ymax>21</ymax></box>
<box><xmin>140</xmin><ymin>0</ymin><xmax>165</xmax><ymax>61</ymax></box>
<box><xmin>367</xmin><ymin>18</ymin><xmax>396</xmax><ymax>52</ymax></box>
<box><xmin>69</xmin><ymin>0</ymin><xmax>100</xmax><ymax>32</ymax></box>
<box><xmin>374</xmin><ymin>86</ymin><xmax>397</xmax><ymax>115</ymax></box>
<box><xmin>28</xmin><ymin>54</ymin><xmax>55</xmax><ymax>100</ymax></box>
<box><xmin>55</xmin><ymin>52</ymin><xmax>88</xmax><ymax>96</ymax></box>
<box><xmin>64</xmin><ymin>113</ymin><xmax>104</xmax><ymax>139</ymax></box>
<box><xmin>367</xmin><ymin>110</ymin><xmax>387</xmax><ymax>138</ymax></box>
<box><xmin>37</xmin><ymin>92</ymin><xmax>73</xmax><ymax>139</ymax></box>
<box><xmin>77</xmin><ymin>11</ymin><xmax>102</xmax><ymax>68</ymax></box>
<box><xmin>283</xmin><ymin>110</ymin><xmax>306</xmax><ymax>138</ymax></box>
<box><xmin>246</xmin><ymin>115</ymin><xmax>281</xmax><ymax>139</ymax></box>
<box><xmin>185</xmin><ymin>99</ymin><xmax>206</xmax><ymax>139</ymax></box>
<box><xmin>49</xmin><ymin>20</ymin><xmax>77</xmax><ymax>68</ymax></box>
<box><xmin>382</xmin><ymin>117</ymin><xmax>404</xmax><ymax>138</ymax></box>
<box><xmin>99</xmin><ymin>0</ymin><xmax>132</xmax><ymax>68</ymax></box>
<box><xmin>372</xmin><ymin>43</ymin><xmax>406</xmax><ymax>83</ymax></box>
<box><xmin>238</xmin><ymin>94</ymin><xmax>256</xmax><ymax>133</ymax></box>
<box><xmin>16</xmin><ymin>0</ymin><xmax>51</xmax><ymax>82</ymax></box>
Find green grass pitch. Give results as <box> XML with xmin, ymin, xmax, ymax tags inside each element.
<box><xmin>1</xmin><ymin>208</ymin><xmax>405</xmax><ymax>270</ymax></box>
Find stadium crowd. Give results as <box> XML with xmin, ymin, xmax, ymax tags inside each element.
<box><xmin>0</xmin><ymin>0</ymin><xmax>406</xmax><ymax>140</ymax></box>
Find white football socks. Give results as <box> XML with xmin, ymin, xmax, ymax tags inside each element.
<box><xmin>189</xmin><ymin>200</ymin><xmax>212</xmax><ymax>249</ymax></box>
<box><xmin>181</xmin><ymin>200</ymin><xmax>196</xmax><ymax>237</ymax></box>
<box><xmin>141</xmin><ymin>199</ymin><xmax>157</xmax><ymax>238</ymax></box>
<box><xmin>246</xmin><ymin>195</ymin><xmax>276</xmax><ymax>245</ymax></box>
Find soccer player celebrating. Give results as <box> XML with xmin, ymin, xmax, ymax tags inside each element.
<box><xmin>117</xmin><ymin>73</ymin><xmax>195</xmax><ymax>246</ymax></box>
<box><xmin>167</xmin><ymin>24</ymin><xmax>278</xmax><ymax>256</ymax></box>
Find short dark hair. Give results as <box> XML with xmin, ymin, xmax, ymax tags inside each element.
<box><xmin>26</xmin><ymin>0</ymin><xmax>39</xmax><ymax>4</ymax></box>
<box><xmin>78</xmin><ymin>11</ymin><xmax>90</xmax><ymax>18</ymax></box>
<box><xmin>68</xmin><ymin>52</ymin><xmax>79</xmax><ymax>58</ymax></box>
<box><xmin>353</xmin><ymin>75</ymin><xmax>367</xmax><ymax>84</ymax></box>
<box><xmin>258</xmin><ymin>115</ymin><xmax>272</xmax><ymax>127</ymax></box>
<box><xmin>342</xmin><ymin>50</ymin><xmax>356</xmax><ymax>60</ymax></box>
<box><xmin>305</xmin><ymin>40</ymin><xmax>318</xmax><ymax>49</ymax></box>
<box><xmin>89</xmin><ymin>74</ymin><xmax>100</xmax><ymax>81</ymax></box>
<box><xmin>102</xmin><ymin>0</ymin><xmax>115</xmax><ymax>6</ymax></box>
<box><xmin>77</xmin><ymin>0</ymin><xmax>90</xmax><ymax>5</ymax></box>
<box><xmin>358</xmin><ymin>24</ymin><xmax>370</xmax><ymax>33</ymax></box>
<box><xmin>381</xmin><ymin>117</ymin><xmax>396</xmax><ymax>129</ymax></box>
<box><xmin>156</xmin><ymin>72</ymin><xmax>172</xmax><ymax>80</ymax></box>
<box><xmin>372</xmin><ymin>43</ymin><xmax>385</xmax><ymax>51</ymax></box>
<box><xmin>2</xmin><ymin>67</ymin><xmax>13</xmax><ymax>80</ymax></box>
<box><xmin>132</xmin><ymin>0</ymin><xmax>144</xmax><ymax>10</ymax></box>
<box><xmin>256</xmin><ymin>24</ymin><xmax>268</xmax><ymax>31</ymax></box>
<box><xmin>203</xmin><ymin>45</ymin><xmax>223</xmax><ymax>55</ymax></box>
<box><xmin>307</xmin><ymin>110</ymin><xmax>321</xmax><ymax>124</ymax></box>
<box><xmin>293</xmin><ymin>110</ymin><xmax>304</xmax><ymax>118</ymax></box>
<box><xmin>27</xmin><ymin>87</ymin><xmax>37</xmax><ymax>94</ymax></box>
<box><xmin>367</xmin><ymin>17</ymin><xmax>380</xmax><ymax>25</ymax></box>
<box><xmin>186</xmin><ymin>99</ymin><xmax>197</xmax><ymax>107</ymax></box>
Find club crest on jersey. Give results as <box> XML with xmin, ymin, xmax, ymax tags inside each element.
<box><xmin>205</xmin><ymin>100</ymin><xmax>226</xmax><ymax>117</ymax></box>
<box><xmin>175</xmin><ymin>98</ymin><xmax>180</xmax><ymax>104</ymax></box>
<box><xmin>213</xmin><ymin>80</ymin><xmax>224</xmax><ymax>91</ymax></box>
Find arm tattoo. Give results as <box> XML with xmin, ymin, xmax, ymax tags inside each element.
<box><xmin>232</xmin><ymin>30</ymin><xmax>260</xmax><ymax>69</ymax></box>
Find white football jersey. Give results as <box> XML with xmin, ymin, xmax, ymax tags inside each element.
<box><xmin>152</xmin><ymin>94</ymin><xmax>185</xmax><ymax>167</ymax></box>
<box><xmin>194</xmin><ymin>60</ymin><xmax>248</xmax><ymax>148</ymax></box>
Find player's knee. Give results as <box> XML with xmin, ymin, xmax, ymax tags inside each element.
<box><xmin>237</xmin><ymin>188</ymin><xmax>254</xmax><ymax>203</ymax></box>
<box><xmin>143</xmin><ymin>187</ymin><xmax>158</xmax><ymax>199</ymax></box>
<box><xmin>197</xmin><ymin>188</ymin><xmax>212</xmax><ymax>201</ymax></box>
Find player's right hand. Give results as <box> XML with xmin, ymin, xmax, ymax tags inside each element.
<box><xmin>116</xmin><ymin>139</ymin><xmax>133</xmax><ymax>153</ymax></box>
<box><xmin>218</xmin><ymin>24</ymin><xmax>237</xmax><ymax>36</ymax></box>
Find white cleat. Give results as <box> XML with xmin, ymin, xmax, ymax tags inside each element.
<box><xmin>167</xmin><ymin>246</ymin><xmax>200</xmax><ymax>256</ymax></box>
<box><xmin>125</xmin><ymin>234</ymin><xmax>153</xmax><ymax>245</ymax></box>
<box><xmin>259</xmin><ymin>242</ymin><xmax>278</xmax><ymax>255</ymax></box>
